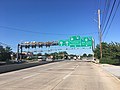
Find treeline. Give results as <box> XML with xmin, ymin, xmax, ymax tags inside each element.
<box><xmin>44</xmin><ymin>51</ymin><xmax>68</xmax><ymax>59</ymax></box>
<box><xmin>0</xmin><ymin>46</ymin><xmax>12</xmax><ymax>62</ymax></box>
<box><xmin>81</xmin><ymin>53</ymin><xmax>93</xmax><ymax>57</ymax></box>
<box><xmin>94</xmin><ymin>42</ymin><xmax>120</xmax><ymax>65</ymax></box>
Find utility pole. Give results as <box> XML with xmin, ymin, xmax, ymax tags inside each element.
<box><xmin>92</xmin><ymin>38</ymin><xmax>95</xmax><ymax>60</ymax></box>
<box><xmin>98</xmin><ymin>9</ymin><xmax>102</xmax><ymax>59</ymax></box>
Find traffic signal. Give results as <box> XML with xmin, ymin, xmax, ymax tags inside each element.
<box><xmin>38</xmin><ymin>45</ymin><xmax>43</xmax><ymax>48</ymax></box>
<box><xmin>38</xmin><ymin>42</ymin><xmax>43</xmax><ymax>48</ymax></box>
<box><xmin>46</xmin><ymin>42</ymin><xmax>51</xmax><ymax>48</ymax></box>
<box><xmin>46</xmin><ymin>45</ymin><xmax>50</xmax><ymax>47</ymax></box>
<box><xmin>31</xmin><ymin>44</ymin><xmax>36</xmax><ymax>48</ymax></box>
<box><xmin>25</xmin><ymin>45</ymin><xmax>30</xmax><ymax>49</ymax></box>
<box><xmin>25</xmin><ymin>45</ymin><xmax>27</xmax><ymax>49</ymax></box>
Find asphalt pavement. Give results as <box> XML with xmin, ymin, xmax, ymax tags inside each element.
<box><xmin>0</xmin><ymin>60</ymin><xmax>120</xmax><ymax>90</ymax></box>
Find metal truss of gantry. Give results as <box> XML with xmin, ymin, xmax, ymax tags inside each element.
<box><xmin>17</xmin><ymin>41</ymin><xmax>58</xmax><ymax>60</ymax></box>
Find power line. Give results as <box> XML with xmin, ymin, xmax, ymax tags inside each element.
<box><xmin>103</xmin><ymin>0</ymin><xmax>120</xmax><ymax>41</ymax></box>
<box><xmin>0</xmin><ymin>41</ymin><xmax>17</xmax><ymax>49</ymax></box>
<box><xmin>0</xmin><ymin>42</ymin><xmax>10</xmax><ymax>47</ymax></box>
<box><xmin>102</xmin><ymin>0</ymin><xmax>117</xmax><ymax>36</ymax></box>
<box><xmin>101</xmin><ymin>0</ymin><xmax>110</xmax><ymax>30</ymax></box>
<box><xmin>101</xmin><ymin>0</ymin><xmax>107</xmax><ymax>26</ymax></box>
<box><xmin>101</xmin><ymin>0</ymin><xmax>111</xmax><ymax>30</ymax></box>
<box><xmin>93</xmin><ymin>0</ymin><xmax>98</xmax><ymax>12</ymax></box>
<box><xmin>98</xmin><ymin>0</ymin><xmax>101</xmax><ymax>9</ymax></box>
<box><xmin>0</xmin><ymin>25</ymin><xmax>98</xmax><ymax>36</ymax></box>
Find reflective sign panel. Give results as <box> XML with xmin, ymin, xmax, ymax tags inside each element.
<box><xmin>81</xmin><ymin>37</ymin><xmax>92</xmax><ymax>47</ymax></box>
<box><xmin>59</xmin><ymin>36</ymin><xmax>93</xmax><ymax>47</ymax></box>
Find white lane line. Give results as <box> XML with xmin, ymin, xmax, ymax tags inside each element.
<box><xmin>22</xmin><ymin>63</ymin><xmax>71</xmax><ymax>80</ymax></box>
<box><xmin>0</xmin><ymin>71</ymin><xmax>17</xmax><ymax>76</ymax></box>
<box><xmin>75</xmin><ymin>65</ymin><xmax>79</xmax><ymax>68</ymax></box>
<box><xmin>22</xmin><ymin>73</ymin><xmax>39</xmax><ymax>79</ymax></box>
<box><xmin>63</xmin><ymin>72</ymin><xmax>73</xmax><ymax>80</ymax></box>
<box><xmin>22</xmin><ymin>63</ymin><xmax>72</xmax><ymax>80</ymax></box>
<box><xmin>62</xmin><ymin>64</ymin><xmax>79</xmax><ymax>80</ymax></box>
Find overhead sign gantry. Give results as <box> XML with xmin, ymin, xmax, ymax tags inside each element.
<box><xmin>17</xmin><ymin>36</ymin><xmax>95</xmax><ymax>60</ymax></box>
<box><xmin>17</xmin><ymin>41</ymin><xmax>58</xmax><ymax>60</ymax></box>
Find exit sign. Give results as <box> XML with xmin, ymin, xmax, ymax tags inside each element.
<box><xmin>58</xmin><ymin>36</ymin><xmax>93</xmax><ymax>48</ymax></box>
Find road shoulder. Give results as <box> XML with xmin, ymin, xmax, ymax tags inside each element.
<box><xmin>94</xmin><ymin>63</ymin><xmax>120</xmax><ymax>81</ymax></box>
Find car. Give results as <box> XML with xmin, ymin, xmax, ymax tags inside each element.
<box><xmin>38</xmin><ymin>56</ymin><xmax>46</xmax><ymax>61</ymax></box>
<box><xmin>73</xmin><ymin>57</ymin><xmax>77</xmax><ymax>60</ymax></box>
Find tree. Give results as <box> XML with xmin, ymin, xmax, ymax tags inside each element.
<box><xmin>37</xmin><ymin>53</ymin><xmax>42</xmax><ymax>56</ymax></box>
<box><xmin>109</xmin><ymin>42</ymin><xmax>120</xmax><ymax>64</ymax></box>
<box><xmin>0</xmin><ymin>46</ymin><xmax>12</xmax><ymax>62</ymax></box>
<box><xmin>82</xmin><ymin>53</ymin><xmax>87</xmax><ymax>57</ymax></box>
<box><xmin>0</xmin><ymin>46</ymin><xmax>5</xmax><ymax>61</ymax></box>
<box><xmin>94</xmin><ymin>42</ymin><xmax>108</xmax><ymax>59</ymax></box>
<box><xmin>94</xmin><ymin>42</ymin><xmax>120</xmax><ymax>65</ymax></box>
<box><xmin>48</xmin><ymin>51</ymin><xmax>68</xmax><ymax>60</ymax></box>
<box><xmin>59</xmin><ymin>51</ymin><xmax>68</xmax><ymax>55</ymax></box>
<box><xmin>44</xmin><ymin>53</ymin><xmax>49</xmax><ymax>57</ymax></box>
<box><xmin>87</xmin><ymin>54</ymin><xmax>93</xmax><ymax>57</ymax></box>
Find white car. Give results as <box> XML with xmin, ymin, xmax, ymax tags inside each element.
<box><xmin>73</xmin><ymin>57</ymin><xmax>77</xmax><ymax>60</ymax></box>
<box><xmin>38</xmin><ymin>56</ymin><xmax>46</xmax><ymax>61</ymax></box>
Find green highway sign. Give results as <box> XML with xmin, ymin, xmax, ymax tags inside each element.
<box><xmin>58</xmin><ymin>40</ymin><xmax>65</xmax><ymax>46</ymax></box>
<box><xmin>58</xmin><ymin>40</ymin><xmax>70</xmax><ymax>46</ymax></box>
<box><xmin>69</xmin><ymin>36</ymin><xmax>81</xmax><ymax>47</ymax></box>
<box><xmin>59</xmin><ymin>36</ymin><xmax>93</xmax><ymax>48</ymax></box>
<box><xmin>81</xmin><ymin>37</ymin><xmax>92</xmax><ymax>47</ymax></box>
<box><xmin>70</xmin><ymin>36</ymin><xmax>80</xmax><ymax>41</ymax></box>
<box><xmin>69</xmin><ymin>40</ymin><xmax>81</xmax><ymax>47</ymax></box>
<box><xmin>65</xmin><ymin>40</ymin><xmax>70</xmax><ymax>46</ymax></box>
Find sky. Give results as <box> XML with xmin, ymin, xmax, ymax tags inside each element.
<box><xmin>0</xmin><ymin>0</ymin><xmax>120</xmax><ymax>55</ymax></box>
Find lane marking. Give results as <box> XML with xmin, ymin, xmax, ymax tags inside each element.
<box><xmin>63</xmin><ymin>72</ymin><xmax>73</xmax><ymax>80</ymax></box>
<box><xmin>22</xmin><ymin>73</ymin><xmax>39</xmax><ymax>79</ymax></box>
<box><xmin>22</xmin><ymin>62</ymin><xmax>72</xmax><ymax>80</ymax></box>
<box><xmin>62</xmin><ymin>64</ymin><xmax>79</xmax><ymax>80</ymax></box>
<box><xmin>0</xmin><ymin>61</ymin><xmax>65</xmax><ymax>76</ymax></box>
<box><xmin>0</xmin><ymin>71</ymin><xmax>17</xmax><ymax>76</ymax></box>
<box><xmin>75</xmin><ymin>64</ymin><xmax>79</xmax><ymax>69</ymax></box>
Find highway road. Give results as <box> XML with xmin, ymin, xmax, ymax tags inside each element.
<box><xmin>0</xmin><ymin>60</ymin><xmax>120</xmax><ymax>90</ymax></box>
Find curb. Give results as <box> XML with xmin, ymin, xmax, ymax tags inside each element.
<box><xmin>92</xmin><ymin>62</ymin><xmax>120</xmax><ymax>82</ymax></box>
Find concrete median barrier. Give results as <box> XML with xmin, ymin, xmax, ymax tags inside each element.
<box><xmin>0</xmin><ymin>60</ymin><xmax>64</xmax><ymax>74</ymax></box>
<box><xmin>0</xmin><ymin>61</ymin><xmax>48</xmax><ymax>73</ymax></box>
